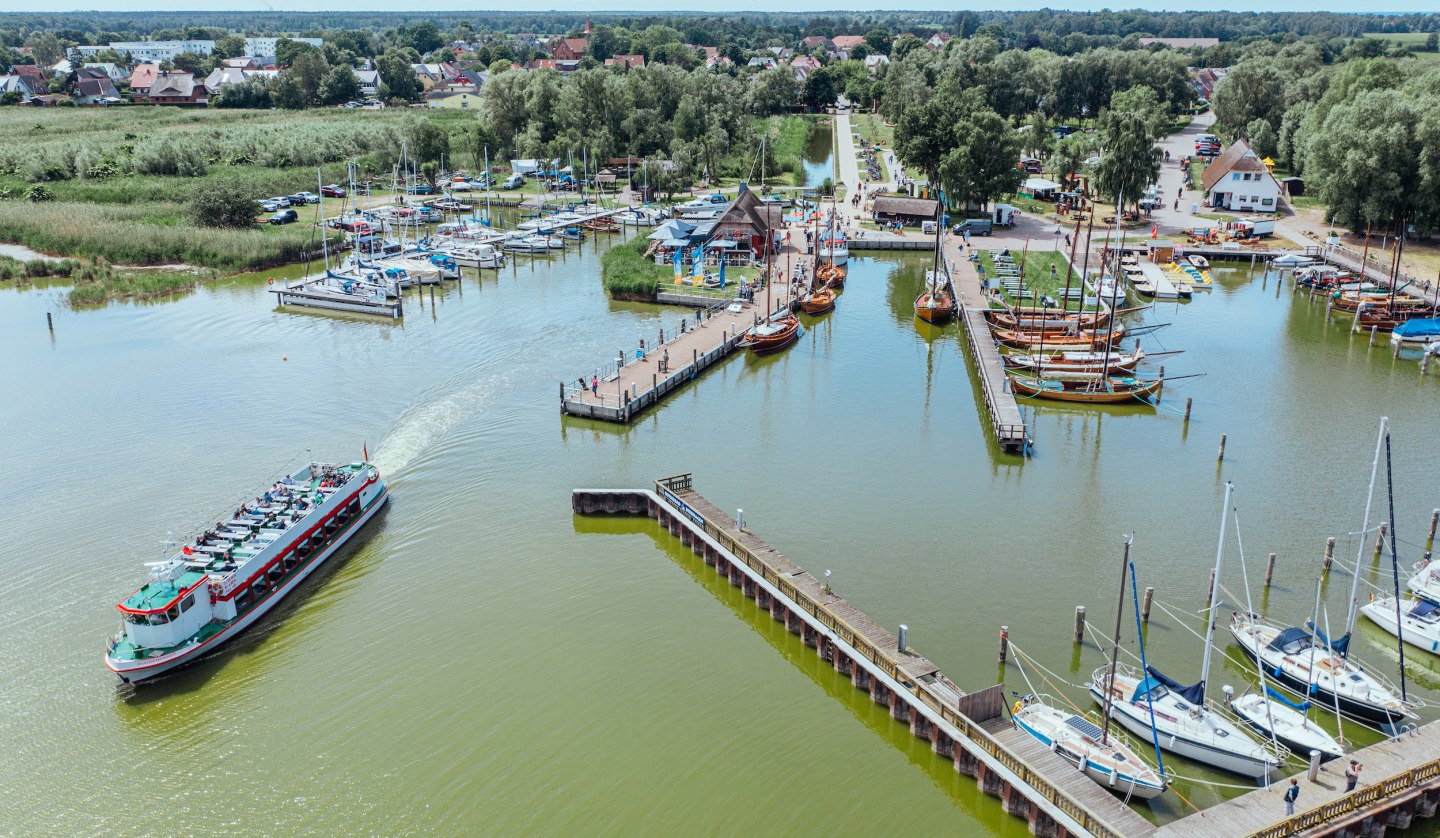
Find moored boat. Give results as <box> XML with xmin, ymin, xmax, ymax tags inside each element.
<box><xmin>800</xmin><ymin>287</ymin><xmax>836</xmax><ymax>315</ymax></box>
<box><xmin>1361</xmin><ymin>595</ymin><xmax>1440</xmax><ymax>657</ymax></box>
<box><xmin>1009</xmin><ymin>373</ymin><xmax>1161</xmax><ymax>403</ymax></box>
<box><xmin>1012</xmin><ymin>696</ymin><xmax>1168</xmax><ymax>799</ymax></box>
<box><xmin>1227</xmin><ymin>688</ymin><xmax>1345</xmax><ymax>763</ymax></box>
<box><xmin>742</xmin><ymin>314</ymin><xmax>801</xmax><ymax>353</ymax></box>
<box><xmin>104</xmin><ymin>461</ymin><xmax>388</xmax><ymax>684</ymax></box>
<box><xmin>992</xmin><ymin>324</ymin><xmax>1125</xmax><ymax>350</ymax></box>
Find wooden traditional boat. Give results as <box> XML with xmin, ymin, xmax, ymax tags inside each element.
<box><xmin>800</xmin><ymin>287</ymin><xmax>836</xmax><ymax>315</ymax></box>
<box><xmin>1332</xmin><ymin>291</ymin><xmax>1425</xmax><ymax>313</ymax></box>
<box><xmin>915</xmin><ymin>289</ymin><xmax>956</xmax><ymax>323</ymax></box>
<box><xmin>1009</xmin><ymin>373</ymin><xmax>1162</xmax><ymax>403</ymax></box>
<box><xmin>1356</xmin><ymin>304</ymin><xmax>1438</xmax><ymax>332</ymax></box>
<box><xmin>815</xmin><ymin>261</ymin><xmax>845</xmax><ymax>288</ymax></box>
<box><xmin>992</xmin><ymin>324</ymin><xmax>1125</xmax><ymax>349</ymax></box>
<box><xmin>984</xmin><ymin>306</ymin><xmax>1131</xmax><ymax>331</ymax></box>
<box><xmin>1002</xmin><ymin>348</ymin><xmax>1146</xmax><ymax>375</ymax></box>
<box><xmin>743</xmin><ymin>314</ymin><xmax>801</xmax><ymax>353</ymax></box>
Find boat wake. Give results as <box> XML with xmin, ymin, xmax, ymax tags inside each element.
<box><xmin>372</xmin><ymin>371</ymin><xmax>513</xmax><ymax>477</ymax></box>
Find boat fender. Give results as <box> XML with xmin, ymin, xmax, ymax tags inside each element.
<box><xmin>1013</xmin><ymin>700</ymin><xmax>1024</xmax><ymax>716</ymax></box>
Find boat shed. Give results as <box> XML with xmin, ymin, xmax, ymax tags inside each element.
<box><xmin>872</xmin><ymin>196</ymin><xmax>939</xmax><ymax>228</ymax></box>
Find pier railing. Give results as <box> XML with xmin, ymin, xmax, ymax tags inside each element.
<box><xmin>1250</xmin><ymin>755</ymin><xmax>1440</xmax><ymax>838</ymax></box>
<box><xmin>652</xmin><ymin>473</ymin><xmax>1127</xmax><ymax>838</ymax></box>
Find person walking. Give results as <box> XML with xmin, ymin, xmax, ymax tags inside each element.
<box><xmin>1345</xmin><ymin>761</ymin><xmax>1362</xmax><ymax>792</ymax></box>
<box><xmin>590</xmin><ymin>375</ymin><xmax>598</xmax><ymax>396</ymax></box>
<box><xmin>1283</xmin><ymin>778</ymin><xmax>1300</xmax><ymax>816</ymax></box>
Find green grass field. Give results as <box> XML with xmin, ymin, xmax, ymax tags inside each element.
<box><xmin>973</xmin><ymin>247</ymin><xmax>1089</xmax><ymax>309</ymax></box>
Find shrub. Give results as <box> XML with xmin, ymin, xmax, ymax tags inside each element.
<box><xmin>189</xmin><ymin>178</ymin><xmax>261</xmax><ymax>228</ymax></box>
<box><xmin>24</xmin><ymin>184</ymin><xmax>53</xmax><ymax>202</ymax></box>
<box><xmin>601</xmin><ymin>236</ymin><xmax>665</xmax><ymax>299</ymax></box>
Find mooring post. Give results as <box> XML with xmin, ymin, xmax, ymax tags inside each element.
<box><xmin>1369</xmin><ymin>325</ymin><xmax>1378</xmax><ymax>346</ymax></box>
<box><xmin>1074</xmin><ymin>606</ymin><xmax>1086</xmax><ymax>643</ymax></box>
<box><xmin>1427</xmin><ymin>509</ymin><xmax>1439</xmax><ymax>549</ymax></box>
<box><xmin>47</xmin><ymin>312</ymin><xmax>54</xmax><ymax>332</ymax></box>
<box><xmin>1374</xmin><ymin>522</ymin><xmax>1388</xmax><ymax>562</ymax></box>
<box><xmin>998</xmin><ymin>626</ymin><xmax>1009</xmax><ymax>663</ymax></box>
<box><xmin>1142</xmin><ymin>587</ymin><xmax>1154</xmax><ymax>623</ymax></box>
<box><xmin>1394</xmin><ymin>341</ymin><xmax>1402</xmax><ymax>360</ymax></box>
<box><xmin>1218</xmin><ymin>433</ymin><xmax>1227</xmax><ymax>462</ymax></box>
<box><xmin>1308</xmin><ymin>750</ymin><xmax>1322</xmax><ymax>782</ymax></box>
<box><xmin>1323</xmin><ymin>537</ymin><xmax>1336</xmax><ymax>573</ymax></box>
<box><xmin>559</xmin><ymin>382</ymin><xmax>564</xmax><ymax>403</ymax></box>
<box><xmin>898</xmin><ymin>624</ymin><xmax>908</xmax><ymax>655</ymax></box>
<box><xmin>1266</xmin><ymin>552</ymin><xmax>1277</xmax><ymax>587</ymax></box>
<box><xmin>1423</xmin><ymin>352</ymin><xmax>1432</xmax><ymax>375</ymax></box>
<box><xmin>1184</xmin><ymin>397</ymin><xmax>1193</xmax><ymax>423</ymax></box>
<box><xmin>1325</xmin><ymin>299</ymin><xmax>1333</xmax><ymax>321</ymax></box>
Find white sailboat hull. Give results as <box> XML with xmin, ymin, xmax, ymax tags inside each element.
<box><xmin>1362</xmin><ymin>598</ymin><xmax>1440</xmax><ymax>656</ymax></box>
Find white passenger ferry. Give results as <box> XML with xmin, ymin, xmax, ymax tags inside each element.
<box><xmin>104</xmin><ymin>460</ymin><xmax>388</xmax><ymax>684</ymax></box>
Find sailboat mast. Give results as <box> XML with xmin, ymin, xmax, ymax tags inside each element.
<box><xmin>1100</xmin><ymin>537</ymin><xmax>1130</xmax><ymax>746</ymax></box>
<box><xmin>318</xmin><ymin>167</ymin><xmax>329</xmax><ymax>273</ymax></box>
<box><xmin>1346</xmin><ymin>417</ymin><xmax>1389</xmax><ymax>633</ymax></box>
<box><xmin>1231</xmin><ymin>493</ymin><xmax>1282</xmax><ymax>754</ymax></box>
<box><xmin>1096</xmin><ymin>189</ymin><xmax>1125</xmax><ymax>381</ymax></box>
<box><xmin>1198</xmin><ymin>481</ymin><xmax>1234</xmax><ymax>700</ymax></box>
<box><xmin>1389</xmin><ymin>220</ymin><xmax>1405</xmax><ymax>311</ymax></box>
<box><xmin>1383</xmin><ymin>429</ymin><xmax>1409</xmax><ymax>701</ymax></box>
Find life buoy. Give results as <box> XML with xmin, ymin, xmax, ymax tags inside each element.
<box><xmin>267</xmin><ymin>277</ymin><xmax>274</xmax><ymax>285</ymax></box>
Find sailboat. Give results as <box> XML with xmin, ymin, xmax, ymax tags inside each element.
<box><xmin>1015</xmin><ymin>540</ymin><xmax>1169</xmax><ymax>800</ymax></box>
<box><xmin>743</xmin><ymin>211</ymin><xmax>800</xmax><ymax>354</ymax></box>
<box><xmin>914</xmin><ymin>207</ymin><xmax>955</xmax><ymax>324</ymax></box>
<box><xmin>1361</xmin><ymin>417</ymin><xmax>1440</xmax><ymax>657</ymax></box>
<box><xmin>1222</xmin><ymin>487</ymin><xmax>1346</xmax><ymax>763</ymax></box>
<box><xmin>1089</xmin><ymin>484</ymin><xmax>1284</xmax><ymax>778</ymax></box>
<box><xmin>1233</xmin><ymin>418</ymin><xmax>1420</xmax><ymax>726</ymax></box>
<box><xmin>1001</xmin><ymin>348</ymin><xmax>1152</xmax><ymax>376</ymax></box>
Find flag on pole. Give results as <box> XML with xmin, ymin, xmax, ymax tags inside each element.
<box><xmin>691</xmin><ymin>244</ymin><xmax>704</xmax><ymax>277</ymax></box>
<box><xmin>672</xmin><ymin>247</ymin><xmax>683</xmax><ymax>282</ymax></box>
<box><xmin>718</xmin><ymin>252</ymin><xmax>726</xmax><ymax>288</ymax></box>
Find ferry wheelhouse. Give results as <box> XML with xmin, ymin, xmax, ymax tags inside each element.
<box><xmin>104</xmin><ymin>461</ymin><xmax>387</xmax><ymax>684</ymax></box>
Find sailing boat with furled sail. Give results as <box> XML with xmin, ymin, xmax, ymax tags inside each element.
<box><xmin>914</xmin><ymin>204</ymin><xmax>956</xmax><ymax>324</ymax></box>
<box><xmin>742</xmin><ymin>197</ymin><xmax>801</xmax><ymax>354</ymax></box>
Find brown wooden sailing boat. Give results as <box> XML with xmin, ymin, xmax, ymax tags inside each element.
<box><xmin>745</xmin><ymin>206</ymin><xmax>802</xmax><ymax>354</ymax></box>
<box><xmin>913</xmin><ymin>204</ymin><xmax>956</xmax><ymax>324</ymax></box>
<box><xmin>991</xmin><ymin>323</ymin><xmax>1126</xmax><ymax>349</ymax></box>
<box><xmin>1008</xmin><ymin>372</ymin><xmax>1163</xmax><ymax>403</ymax></box>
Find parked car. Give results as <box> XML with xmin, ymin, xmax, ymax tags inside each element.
<box><xmin>406</xmin><ymin>183</ymin><xmax>435</xmax><ymax>195</ymax></box>
<box><xmin>952</xmin><ymin>218</ymin><xmax>993</xmax><ymax>236</ymax></box>
<box><xmin>290</xmin><ymin>192</ymin><xmax>319</xmax><ymax>205</ymax></box>
<box><xmin>269</xmin><ymin>209</ymin><xmax>298</xmax><ymax>225</ymax></box>
<box><xmin>320</xmin><ymin>184</ymin><xmax>347</xmax><ymax>198</ymax></box>
<box><xmin>502</xmin><ymin>174</ymin><xmax>525</xmax><ymax>190</ymax></box>
<box><xmin>258</xmin><ymin>198</ymin><xmax>282</xmax><ymax>212</ymax></box>
<box><xmin>1197</xmin><ymin>146</ymin><xmax>1221</xmax><ymax>158</ymax></box>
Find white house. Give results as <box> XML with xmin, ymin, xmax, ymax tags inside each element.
<box><xmin>1200</xmin><ymin>139</ymin><xmax>1282</xmax><ymax>213</ymax></box>
<box><xmin>245</xmin><ymin>37</ymin><xmax>323</xmax><ymax>59</ymax></box>
<box><xmin>73</xmin><ymin>40</ymin><xmax>216</xmax><ymax>63</ymax></box>
<box><xmin>353</xmin><ymin>69</ymin><xmax>379</xmax><ymax>97</ymax></box>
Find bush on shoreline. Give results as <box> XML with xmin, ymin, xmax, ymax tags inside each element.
<box><xmin>601</xmin><ymin>235</ymin><xmax>666</xmax><ymax>300</ymax></box>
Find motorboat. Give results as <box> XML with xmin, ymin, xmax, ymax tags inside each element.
<box><xmin>1361</xmin><ymin>596</ymin><xmax>1440</xmax><ymax>657</ymax></box>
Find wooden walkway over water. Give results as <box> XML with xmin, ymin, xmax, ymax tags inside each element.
<box><xmin>576</xmin><ymin>475</ymin><xmax>1440</xmax><ymax>838</ymax></box>
<box><xmin>574</xmin><ymin>475</ymin><xmax>1152</xmax><ymax>838</ymax></box>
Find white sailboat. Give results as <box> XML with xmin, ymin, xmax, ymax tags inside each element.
<box><xmin>1090</xmin><ymin>484</ymin><xmax>1283</xmax><ymax>779</ymax></box>
<box><xmin>1011</xmin><ymin>697</ymin><xmax>1168</xmax><ymax>799</ymax></box>
<box><xmin>1361</xmin><ymin>596</ymin><xmax>1440</xmax><ymax>656</ymax></box>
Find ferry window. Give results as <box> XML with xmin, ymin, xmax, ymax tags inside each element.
<box><xmin>166</xmin><ymin>606</ymin><xmax>180</xmax><ymax>621</ymax></box>
<box><xmin>235</xmin><ymin>591</ymin><xmax>251</xmax><ymax>608</ymax></box>
<box><xmin>180</xmin><ymin>595</ymin><xmax>194</xmax><ymax>613</ymax></box>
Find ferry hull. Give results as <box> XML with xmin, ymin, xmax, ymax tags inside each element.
<box><xmin>105</xmin><ymin>486</ymin><xmax>388</xmax><ymax>684</ymax></box>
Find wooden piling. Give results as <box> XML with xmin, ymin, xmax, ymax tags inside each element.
<box><xmin>1184</xmin><ymin>397</ymin><xmax>1192</xmax><ymax>422</ymax></box>
<box><xmin>1370</xmin><ymin>325</ymin><xmax>1378</xmax><ymax>346</ymax></box>
<box><xmin>1266</xmin><ymin>552</ymin><xmax>1277</xmax><ymax>587</ymax></box>
<box><xmin>1326</xmin><ymin>299</ymin><xmax>1333</xmax><ymax>321</ymax></box>
<box><xmin>1427</xmin><ymin>509</ymin><xmax>1438</xmax><ymax>548</ymax></box>
<box><xmin>1142</xmin><ymin>587</ymin><xmax>1154</xmax><ymax>623</ymax></box>
<box><xmin>1073</xmin><ymin>607</ymin><xmax>1085</xmax><ymax>644</ymax></box>
<box><xmin>1218</xmin><ymin>434</ymin><xmax>1227</xmax><ymax>462</ymax></box>
<box><xmin>1323</xmin><ymin>537</ymin><xmax>1335</xmax><ymax>574</ymax></box>
<box><xmin>998</xmin><ymin>626</ymin><xmax>1009</xmax><ymax>662</ymax></box>
<box><xmin>1374</xmin><ymin>522</ymin><xmax>1388</xmax><ymax>562</ymax></box>
<box><xmin>46</xmin><ymin>312</ymin><xmax>53</xmax><ymax>332</ymax></box>
<box><xmin>1423</xmin><ymin>352</ymin><xmax>1432</xmax><ymax>375</ymax></box>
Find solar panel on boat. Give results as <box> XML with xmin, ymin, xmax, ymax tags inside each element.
<box><xmin>1065</xmin><ymin>715</ymin><xmax>1105</xmax><ymax>741</ymax></box>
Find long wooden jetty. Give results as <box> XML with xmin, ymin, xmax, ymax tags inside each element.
<box><xmin>938</xmin><ymin>241</ymin><xmax>1029</xmax><ymax>454</ymax></box>
<box><xmin>560</xmin><ymin>300</ymin><xmax>788</xmax><ymax>423</ymax></box>
<box><xmin>574</xmin><ymin>475</ymin><xmax>1151</xmax><ymax>838</ymax></box>
<box><xmin>576</xmin><ymin>475</ymin><xmax>1440</xmax><ymax>838</ymax></box>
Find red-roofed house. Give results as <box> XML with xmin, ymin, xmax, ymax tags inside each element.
<box><xmin>141</xmin><ymin>71</ymin><xmax>208</xmax><ymax>105</ymax></box>
<box><xmin>550</xmin><ymin>38</ymin><xmax>588</xmax><ymax>61</ymax></box>
<box><xmin>831</xmin><ymin>35</ymin><xmax>865</xmax><ymax>51</ymax></box>
<box><xmin>604</xmin><ymin>54</ymin><xmax>645</xmax><ymax>69</ymax></box>
<box><xmin>791</xmin><ymin>55</ymin><xmax>821</xmax><ymax>72</ymax></box>
<box><xmin>128</xmin><ymin>63</ymin><xmax>159</xmax><ymax>96</ymax></box>
<box><xmin>926</xmin><ymin>33</ymin><xmax>952</xmax><ymax>51</ymax></box>
<box><xmin>799</xmin><ymin>35</ymin><xmax>834</xmax><ymax>52</ymax></box>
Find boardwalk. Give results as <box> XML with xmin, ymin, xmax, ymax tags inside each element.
<box><xmin>574</xmin><ymin>476</ymin><xmax>1156</xmax><ymax>838</ymax></box>
<box><xmin>560</xmin><ymin>299</ymin><xmax>787</xmax><ymax>423</ymax></box>
<box><xmin>1155</xmin><ymin>723</ymin><xmax>1440</xmax><ymax>838</ymax></box>
<box><xmin>943</xmin><ymin>240</ymin><xmax>1029</xmax><ymax>454</ymax></box>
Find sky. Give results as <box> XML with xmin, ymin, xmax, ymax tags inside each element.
<box><xmin>2</xmin><ymin>1</ymin><xmax>1436</xmax><ymax>14</ymax></box>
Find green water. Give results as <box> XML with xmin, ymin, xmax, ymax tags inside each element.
<box><xmin>801</xmin><ymin>121</ymin><xmax>835</xmax><ymax>189</ymax></box>
<box><xmin>2</xmin><ymin>239</ymin><xmax>1438</xmax><ymax>833</ymax></box>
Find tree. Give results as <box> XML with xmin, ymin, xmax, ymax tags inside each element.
<box><xmin>802</xmin><ymin>65</ymin><xmax>840</xmax><ymax>111</ymax></box>
<box><xmin>863</xmin><ymin>28</ymin><xmax>892</xmax><ymax>55</ymax></box>
<box><xmin>465</xmin><ymin>122</ymin><xmax>499</xmax><ymax>170</ymax></box>
<box><xmin>408</xmin><ymin>119</ymin><xmax>450</xmax><ymax>167</ymax></box>
<box><xmin>214</xmin><ymin>76</ymin><xmax>272</xmax><ymax>109</ymax></box>
<box><xmin>939</xmin><ymin>103</ymin><xmax>1024</xmax><ymax>211</ymax></box>
<box><xmin>170</xmin><ymin>51</ymin><xmax>203</xmax><ymax>75</ymax></box>
<box><xmin>895</xmin><ymin>94</ymin><xmax>958</xmax><ymax>186</ymax></box>
<box><xmin>1047</xmin><ymin>135</ymin><xmax>1091</xmax><ymax>193</ymax></box>
<box><xmin>214</xmin><ymin>34</ymin><xmax>246</xmax><ymax>59</ymax></box>
<box><xmin>27</xmin><ymin>32</ymin><xmax>65</xmax><ymax>67</ymax></box>
<box><xmin>393</xmin><ymin>22</ymin><xmax>445</xmax><ymax>56</ymax></box>
<box><xmin>747</xmin><ymin>68</ymin><xmax>797</xmax><ymax>115</ymax></box>
<box><xmin>1093</xmin><ymin>87</ymin><xmax>1165</xmax><ymax>209</ymax></box>
<box><xmin>275</xmin><ymin>38</ymin><xmax>319</xmax><ymax>68</ymax></box>
<box><xmin>1426</xmin><ymin>33</ymin><xmax>1439</xmax><ymax>52</ymax></box>
<box><xmin>588</xmin><ymin>25</ymin><xmax>625</xmax><ymax>61</ymax></box>
<box><xmin>1246</xmin><ymin>117</ymin><xmax>1278</xmax><ymax>159</ymax></box>
<box><xmin>377</xmin><ymin>51</ymin><xmax>420</xmax><ymax>101</ymax></box>
<box><xmin>1305</xmin><ymin>89</ymin><xmax>1430</xmax><ymax>233</ymax></box>
<box><xmin>189</xmin><ymin>178</ymin><xmax>259</xmax><ymax>228</ymax></box>
<box><xmin>272</xmin><ymin>74</ymin><xmax>306</xmax><ymax>110</ymax></box>
<box><xmin>318</xmin><ymin>65</ymin><xmax>360</xmax><ymax>105</ymax></box>
<box><xmin>288</xmin><ymin>51</ymin><xmax>330</xmax><ymax>105</ymax></box>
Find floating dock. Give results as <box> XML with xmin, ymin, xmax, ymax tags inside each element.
<box><xmin>560</xmin><ymin>301</ymin><xmax>789</xmax><ymax>423</ymax></box>
<box><xmin>576</xmin><ymin>475</ymin><xmax>1440</xmax><ymax>838</ymax></box>
<box><xmin>939</xmin><ymin>244</ymin><xmax>1029</xmax><ymax>455</ymax></box>
<box><xmin>271</xmin><ymin>275</ymin><xmax>403</xmax><ymax>318</ymax></box>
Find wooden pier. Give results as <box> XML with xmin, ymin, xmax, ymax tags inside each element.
<box><xmin>939</xmin><ymin>240</ymin><xmax>1029</xmax><ymax>455</ymax></box>
<box><xmin>576</xmin><ymin>475</ymin><xmax>1440</xmax><ymax>838</ymax></box>
<box><xmin>560</xmin><ymin>301</ymin><xmax>788</xmax><ymax>423</ymax></box>
<box><xmin>574</xmin><ymin>475</ymin><xmax>1152</xmax><ymax>838</ymax></box>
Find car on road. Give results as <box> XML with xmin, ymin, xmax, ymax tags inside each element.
<box><xmin>1196</xmin><ymin>146</ymin><xmax>1221</xmax><ymax>158</ymax></box>
<box><xmin>269</xmin><ymin>209</ymin><xmax>298</xmax><ymax>225</ymax></box>
<box><xmin>320</xmin><ymin>184</ymin><xmax>347</xmax><ymax>198</ymax></box>
<box><xmin>952</xmin><ymin>218</ymin><xmax>993</xmax><ymax>236</ymax></box>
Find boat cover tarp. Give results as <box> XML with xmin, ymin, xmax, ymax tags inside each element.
<box><xmin>1145</xmin><ymin>666</ymin><xmax>1205</xmax><ymax>705</ymax></box>
<box><xmin>1306</xmin><ymin>620</ymin><xmax>1351</xmax><ymax>658</ymax></box>
<box><xmin>1394</xmin><ymin>318</ymin><xmax>1440</xmax><ymax>339</ymax></box>
<box><xmin>1409</xmin><ymin>600</ymin><xmax>1439</xmax><ymax>618</ymax></box>
<box><xmin>1265</xmin><ymin>684</ymin><xmax>1311</xmax><ymax>712</ymax></box>
<box><xmin>1267</xmin><ymin>626</ymin><xmax>1314</xmax><ymax>653</ymax></box>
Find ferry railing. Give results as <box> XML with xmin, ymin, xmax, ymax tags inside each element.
<box><xmin>653</xmin><ymin>477</ymin><xmax>1128</xmax><ymax>838</ymax></box>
